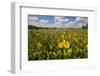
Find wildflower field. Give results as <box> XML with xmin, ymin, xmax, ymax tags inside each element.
<box><xmin>28</xmin><ymin>28</ymin><xmax>88</xmax><ymax>61</ymax></box>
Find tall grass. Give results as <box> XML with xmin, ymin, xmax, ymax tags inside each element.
<box><xmin>28</xmin><ymin>28</ymin><xmax>88</xmax><ymax>61</ymax></box>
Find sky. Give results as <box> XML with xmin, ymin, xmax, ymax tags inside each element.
<box><xmin>28</xmin><ymin>15</ymin><xmax>88</xmax><ymax>28</ymax></box>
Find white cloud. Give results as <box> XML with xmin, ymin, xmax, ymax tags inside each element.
<box><xmin>39</xmin><ymin>19</ymin><xmax>48</xmax><ymax>24</ymax></box>
<box><xmin>65</xmin><ymin>21</ymin><xmax>81</xmax><ymax>28</ymax></box>
<box><xmin>59</xmin><ymin>19</ymin><xmax>69</xmax><ymax>22</ymax></box>
<box><xmin>39</xmin><ymin>19</ymin><xmax>49</xmax><ymax>27</ymax></box>
<box><xmin>75</xmin><ymin>17</ymin><xmax>88</xmax><ymax>26</ymax></box>
<box><xmin>54</xmin><ymin>16</ymin><xmax>69</xmax><ymax>22</ymax></box>
<box><xmin>54</xmin><ymin>16</ymin><xmax>62</xmax><ymax>22</ymax></box>
<box><xmin>64</xmin><ymin>17</ymin><xmax>88</xmax><ymax>28</ymax></box>
<box><xmin>75</xmin><ymin>17</ymin><xmax>87</xmax><ymax>22</ymax></box>
<box><xmin>54</xmin><ymin>16</ymin><xmax>69</xmax><ymax>28</ymax></box>
<box><xmin>29</xmin><ymin>16</ymin><xmax>38</xmax><ymax>21</ymax></box>
<box><xmin>40</xmin><ymin>16</ymin><xmax>62</xmax><ymax>28</ymax></box>
<box><xmin>54</xmin><ymin>21</ymin><xmax>63</xmax><ymax>28</ymax></box>
<box><xmin>28</xmin><ymin>16</ymin><xmax>38</xmax><ymax>25</ymax></box>
<box><xmin>28</xmin><ymin>16</ymin><xmax>88</xmax><ymax>28</ymax></box>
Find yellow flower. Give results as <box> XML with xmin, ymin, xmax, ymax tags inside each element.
<box><xmin>58</xmin><ymin>40</ymin><xmax>70</xmax><ymax>49</ymax></box>
<box><xmin>37</xmin><ymin>42</ymin><xmax>42</xmax><ymax>48</ymax></box>
<box><xmin>61</xmin><ymin>35</ymin><xmax>64</xmax><ymax>39</ymax></box>
<box><xmin>58</xmin><ymin>43</ymin><xmax>63</xmax><ymax>48</ymax></box>
<box><xmin>64</xmin><ymin>32</ymin><xmax>66</xmax><ymax>34</ymax></box>
<box><xmin>63</xmin><ymin>40</ymin><xmax>66</xmax><ymax>43</ymax></box>
<box><xmin>69</xmin><ymin>35</ymin><xmax>71</xmax><ymax>37</ymax></box>
<box><xmin>64</xmin><ymin>43</ymin><xmax>69</xmax><ymax>48</ymax></box>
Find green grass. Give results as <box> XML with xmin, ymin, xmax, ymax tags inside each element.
<box><xmin>28</xmin><ymin>28</ymin><xmax>88</xmax><ymax>61</ymax></box>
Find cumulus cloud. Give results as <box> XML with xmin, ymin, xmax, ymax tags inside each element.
<box><xmin>75</xmin><ymin>17</ymin><xmax>88</xmax><ymax>27</ymax></box>
<box><xmin>54</xmin><ymin>16</ymin><xmax>69</xmax><ymax>28</ymax></box>
<box><xmin>39</xmin><ymin>19</ymin><xmax>49</xmax><ymax>27</ymax></box>
<box><xmin>75</xmin><ymin>17</ymin><xmax>87</xmax><ymax>22</ymax></box>
<box><xmin>54</xmin><ymin>16</ymin><xmax>69</xmax><ymax>22</ymax></box>
<box><xmin>64</xmin><ymin>17</ymin><xmax>88</xmax><ymax>28</ymax></box>
<box><xmin>28</xmin><ymin>16</ymin><xmax>38</xmax><ymax>25</ymax></box>
<box><xmin>59</xmin><ymin>19</ymin><xmax>69</xmax><ymax>22</ymax></box>
<box><xmin>39</xmin><ymin>19</ymin><xmax>48</xmax><ymax>24</ymax></box>
<box><xmin>29</xmin><ymin>16</ymin><xmax>38</xmax><ymax>21</ymax></box>
<box><xmin>28</xmin><ymin>15</ymin><xmax>88</xmax><ymax>28</ymax></box>
<box><xmin>65</xmin><ymin>22</ymin><xmax>76</xmax><ymax>28</ymax></box>
<box><xmin>54</xmin><ymin>16</ymin><xmax>62</xmax><ymax>22</ymax></box>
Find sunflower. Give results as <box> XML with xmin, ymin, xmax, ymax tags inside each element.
<box><xmin>58</xmin><ymin>40</ymin><xmax>70</xmax><ymax>49</ymax></box>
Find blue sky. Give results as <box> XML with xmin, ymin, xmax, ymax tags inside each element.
<box><xmin>28</xmin><ymin>15</ymin><xmax>88</xmax><ymax>28</ymax></box>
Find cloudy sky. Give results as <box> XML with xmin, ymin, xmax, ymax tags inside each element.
<box><xmin>28</xmin><ymin>15</ymin><xmax>88</xmax><ymax>28</ymax></box>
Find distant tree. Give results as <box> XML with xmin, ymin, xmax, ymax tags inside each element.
<box><xmin>81</xmin><ymin>25</ymin><xmax>88</xmax><ymax>29</ymax></box>
<box><xmin>28</xmin><ymin>25</ymin><xmax>58</xmax><ymax>29</ymax></box>
<box><xmin>28</xmin><ymin>25</ymin><xmax>39</xmax><ymax>29</ymax></box>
